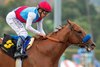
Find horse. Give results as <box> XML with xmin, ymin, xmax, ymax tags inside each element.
<box><xmin>0</xmin><ymin>20</ymin><xmax>95</xmax><ymax>67</ymax></box>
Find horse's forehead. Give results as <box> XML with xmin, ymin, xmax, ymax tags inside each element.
<box><xmin>75</xmin><ymin>24</ymin><xmax>81</xmax><ymax>28</ymax></box>
<box><xmin>74</xmin><ymin>24</ymin><xmax>86</xmax><ymax>33</ymax></box>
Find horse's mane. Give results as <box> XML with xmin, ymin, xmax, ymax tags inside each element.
<box><xmin>48</xmin><ymin>25</ymin><xmax>66</xmax><ymax>36</ymax></box>
<box><xmin>34</xmin><ymin>24</ymin><xmax>67</xmax><ymax>41</ymax></box>
<box><xmin>35</xmin><ymin>19</ymin><xmax>82</xmax><ymax>41</ymax></box>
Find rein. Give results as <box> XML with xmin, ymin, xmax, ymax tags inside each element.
<box><xmin>46</xmin><ymin>36</ymin><xmax>64</xmax><ymax>43</ymax></box>
<box><xmin>45</xmin><ymin>23</ymin><xmax>91</xmax><ymax>45</ymax></box>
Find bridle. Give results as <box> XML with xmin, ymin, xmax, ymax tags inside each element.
<box><xmin>46</xmin><ymin>23</ymin><xmax>91</xmax><ymax>47</ymax></box>
<box><xmin>68</xmin><ymin>24</ymin><xmax>91</xmax><ymax>47</ymax></box>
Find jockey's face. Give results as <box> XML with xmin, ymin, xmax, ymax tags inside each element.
<box><xmin>38</xmin><ymin>8</ymin><xmax>49</xmax><ymax>18</ymax></box>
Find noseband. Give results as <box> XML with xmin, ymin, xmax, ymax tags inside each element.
<box><xmin>69</xmin><ymin>24</ymin><xmax>91</xmax><ymax>46</ymax></box>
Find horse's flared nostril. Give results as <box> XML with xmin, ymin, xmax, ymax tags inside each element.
<box><xmin>91</xmin><ymin>43</ymin><xmax>96</xmax><ymax>49</ymax></box>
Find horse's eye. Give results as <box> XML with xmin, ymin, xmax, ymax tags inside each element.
<box><xmin>77</xmin><ymin>31</ymin><xmax>82</xmax><ymax>34</ymax></box>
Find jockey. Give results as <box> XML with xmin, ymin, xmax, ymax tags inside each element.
<box><xmin>6</xmin><ymin>1</ymin><xmax>52</xmax><ymax>58</ymax></box>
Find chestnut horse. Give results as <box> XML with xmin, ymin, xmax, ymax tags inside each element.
<box><xmin>0</xmin><ymin>20</ymin><xmax>95</xmax><ymax>67</ymax></box>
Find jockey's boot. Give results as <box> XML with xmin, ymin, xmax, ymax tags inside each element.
<box><xmin>14</xmin><ymin>36</ymin><xmax>27</xmax><ymax>59</ymax></box>
<box><xmin>22</xmin><ymin>36</ymin><xmax>31</xmax><ymax>58</ymax></box>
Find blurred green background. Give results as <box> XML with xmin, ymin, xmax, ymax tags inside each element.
<box><xmin>0</xmin><ymin>0</ymin><xmax>100</xmax><ymax>66</ymax></box>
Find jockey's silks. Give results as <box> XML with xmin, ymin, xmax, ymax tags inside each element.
<box><xmin>15</xmin><ymin>6</ymin><xmax>42</xmax><ymax>23</ymax></box>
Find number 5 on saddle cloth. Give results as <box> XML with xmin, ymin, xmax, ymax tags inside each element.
<box><xmin>1</xmin><ymin>34</ymin><xmax>31</xmax><ymax>59</ymax></box>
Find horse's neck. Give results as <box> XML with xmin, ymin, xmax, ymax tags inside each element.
<box><xmin>52</xmin><ymin>25</ymin><xmax>70</xmax><ymax>44</ymax></box>
<box><xmin>34</xmin><ymin>25</ymin><xmax>71</xmax><ymax>58</ymax></box>
<box><xmin>50</xmin><ymin>26</ymin><xmax>70</xmax><ymax>56</ymax></box>
<box><xmin>27</xmin><ymin>25</ymin><xmax>71</xmax><ymax>65</ymax></box>
<box><xmin>30</xmin><ymin>39</ymin><xmax>70</xmax><ymax>63</ymax></box>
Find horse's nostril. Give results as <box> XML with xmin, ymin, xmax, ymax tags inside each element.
<box><xmin>91</xmin><ymin>43</ymin><xmax>96</xmax><ymax>49</ymax></box>
<box><xmin>91</xmin><ymin>43</ymin><xmax>96</xmax><ymax>47</ymax></box>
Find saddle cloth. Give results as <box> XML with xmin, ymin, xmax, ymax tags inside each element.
<box><xmin>0</xmin><ymin>34</ymin><xmax>34</xmax><ymax>58</ymax></box>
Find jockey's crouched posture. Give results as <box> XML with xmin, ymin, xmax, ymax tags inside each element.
<box><xmin>6</xmin><ymin>1</ymin><xmax>52</xmax><ymax>58</ymax></box>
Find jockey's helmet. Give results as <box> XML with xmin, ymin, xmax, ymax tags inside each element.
<box><xmin>38</xmin><ymin>1</ymin><xmax>52</xmax><ymax>12</ymax></box>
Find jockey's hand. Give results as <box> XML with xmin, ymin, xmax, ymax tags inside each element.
<box><xmin>38</xmin><ymin>33</ymin><xmax>46</xmax><ymax>38</ymax></box>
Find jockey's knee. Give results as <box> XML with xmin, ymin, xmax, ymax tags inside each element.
<box><xmin>18</xmin><ymin>32</ymin><xmax>28</xmax><ymax>38</ymax></box>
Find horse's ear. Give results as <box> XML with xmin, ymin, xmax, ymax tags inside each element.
<box><xmin>67</xmin><ymin>19</ymin><xmax>73</xmax><ymax>30</ymax></box>
<box><xmin>67</xmin><ymin>19</ymin><xmax>72</xmax><ymax>25</ymax></box>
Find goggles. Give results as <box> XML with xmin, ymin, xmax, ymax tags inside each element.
<box><xmin>42</xmin><ymin>10</ymin><xmax>49</xmax><ymax>15</ymax></box>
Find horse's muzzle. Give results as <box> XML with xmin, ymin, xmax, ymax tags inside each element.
<box><xmin>85</xmin><ymin>43</ymin><xmax>96</xmax><ymax>52</ymax></box>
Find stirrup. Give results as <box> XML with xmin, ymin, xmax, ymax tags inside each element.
<box><xmin>14</xmin><ymin>52</ymin><xmax>22</xmax><ymax>58</ymax></box>
<box><xmin>21</xmin><ymin>52</ymin><xmax>28</xmax><ymax>59</ymax></box>
<box><xmin>14</xmin><ymin>51</ymin><xmax>28</xmax><ymax>59</ymax></box>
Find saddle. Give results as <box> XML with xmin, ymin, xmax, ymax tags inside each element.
<box><xmin>0</xmin><ymin>34</ymin><xmax>34</xmax><ymax>59</ymax></box>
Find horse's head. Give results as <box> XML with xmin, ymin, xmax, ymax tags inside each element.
<box><xmin>67</xmin><ymin>20</ymin><xmax>95</xmax><ymax>52</ymax></box>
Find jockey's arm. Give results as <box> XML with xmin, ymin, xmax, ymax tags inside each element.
<box><xmin>25</xmin><ymin>12</ymin><xmax>41</xmax><ymax>35</ymax></box>
<box><xmin>37</xmin><ymin>19</ymin><xmax>46</xmax><ymax>35</ymax></box>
